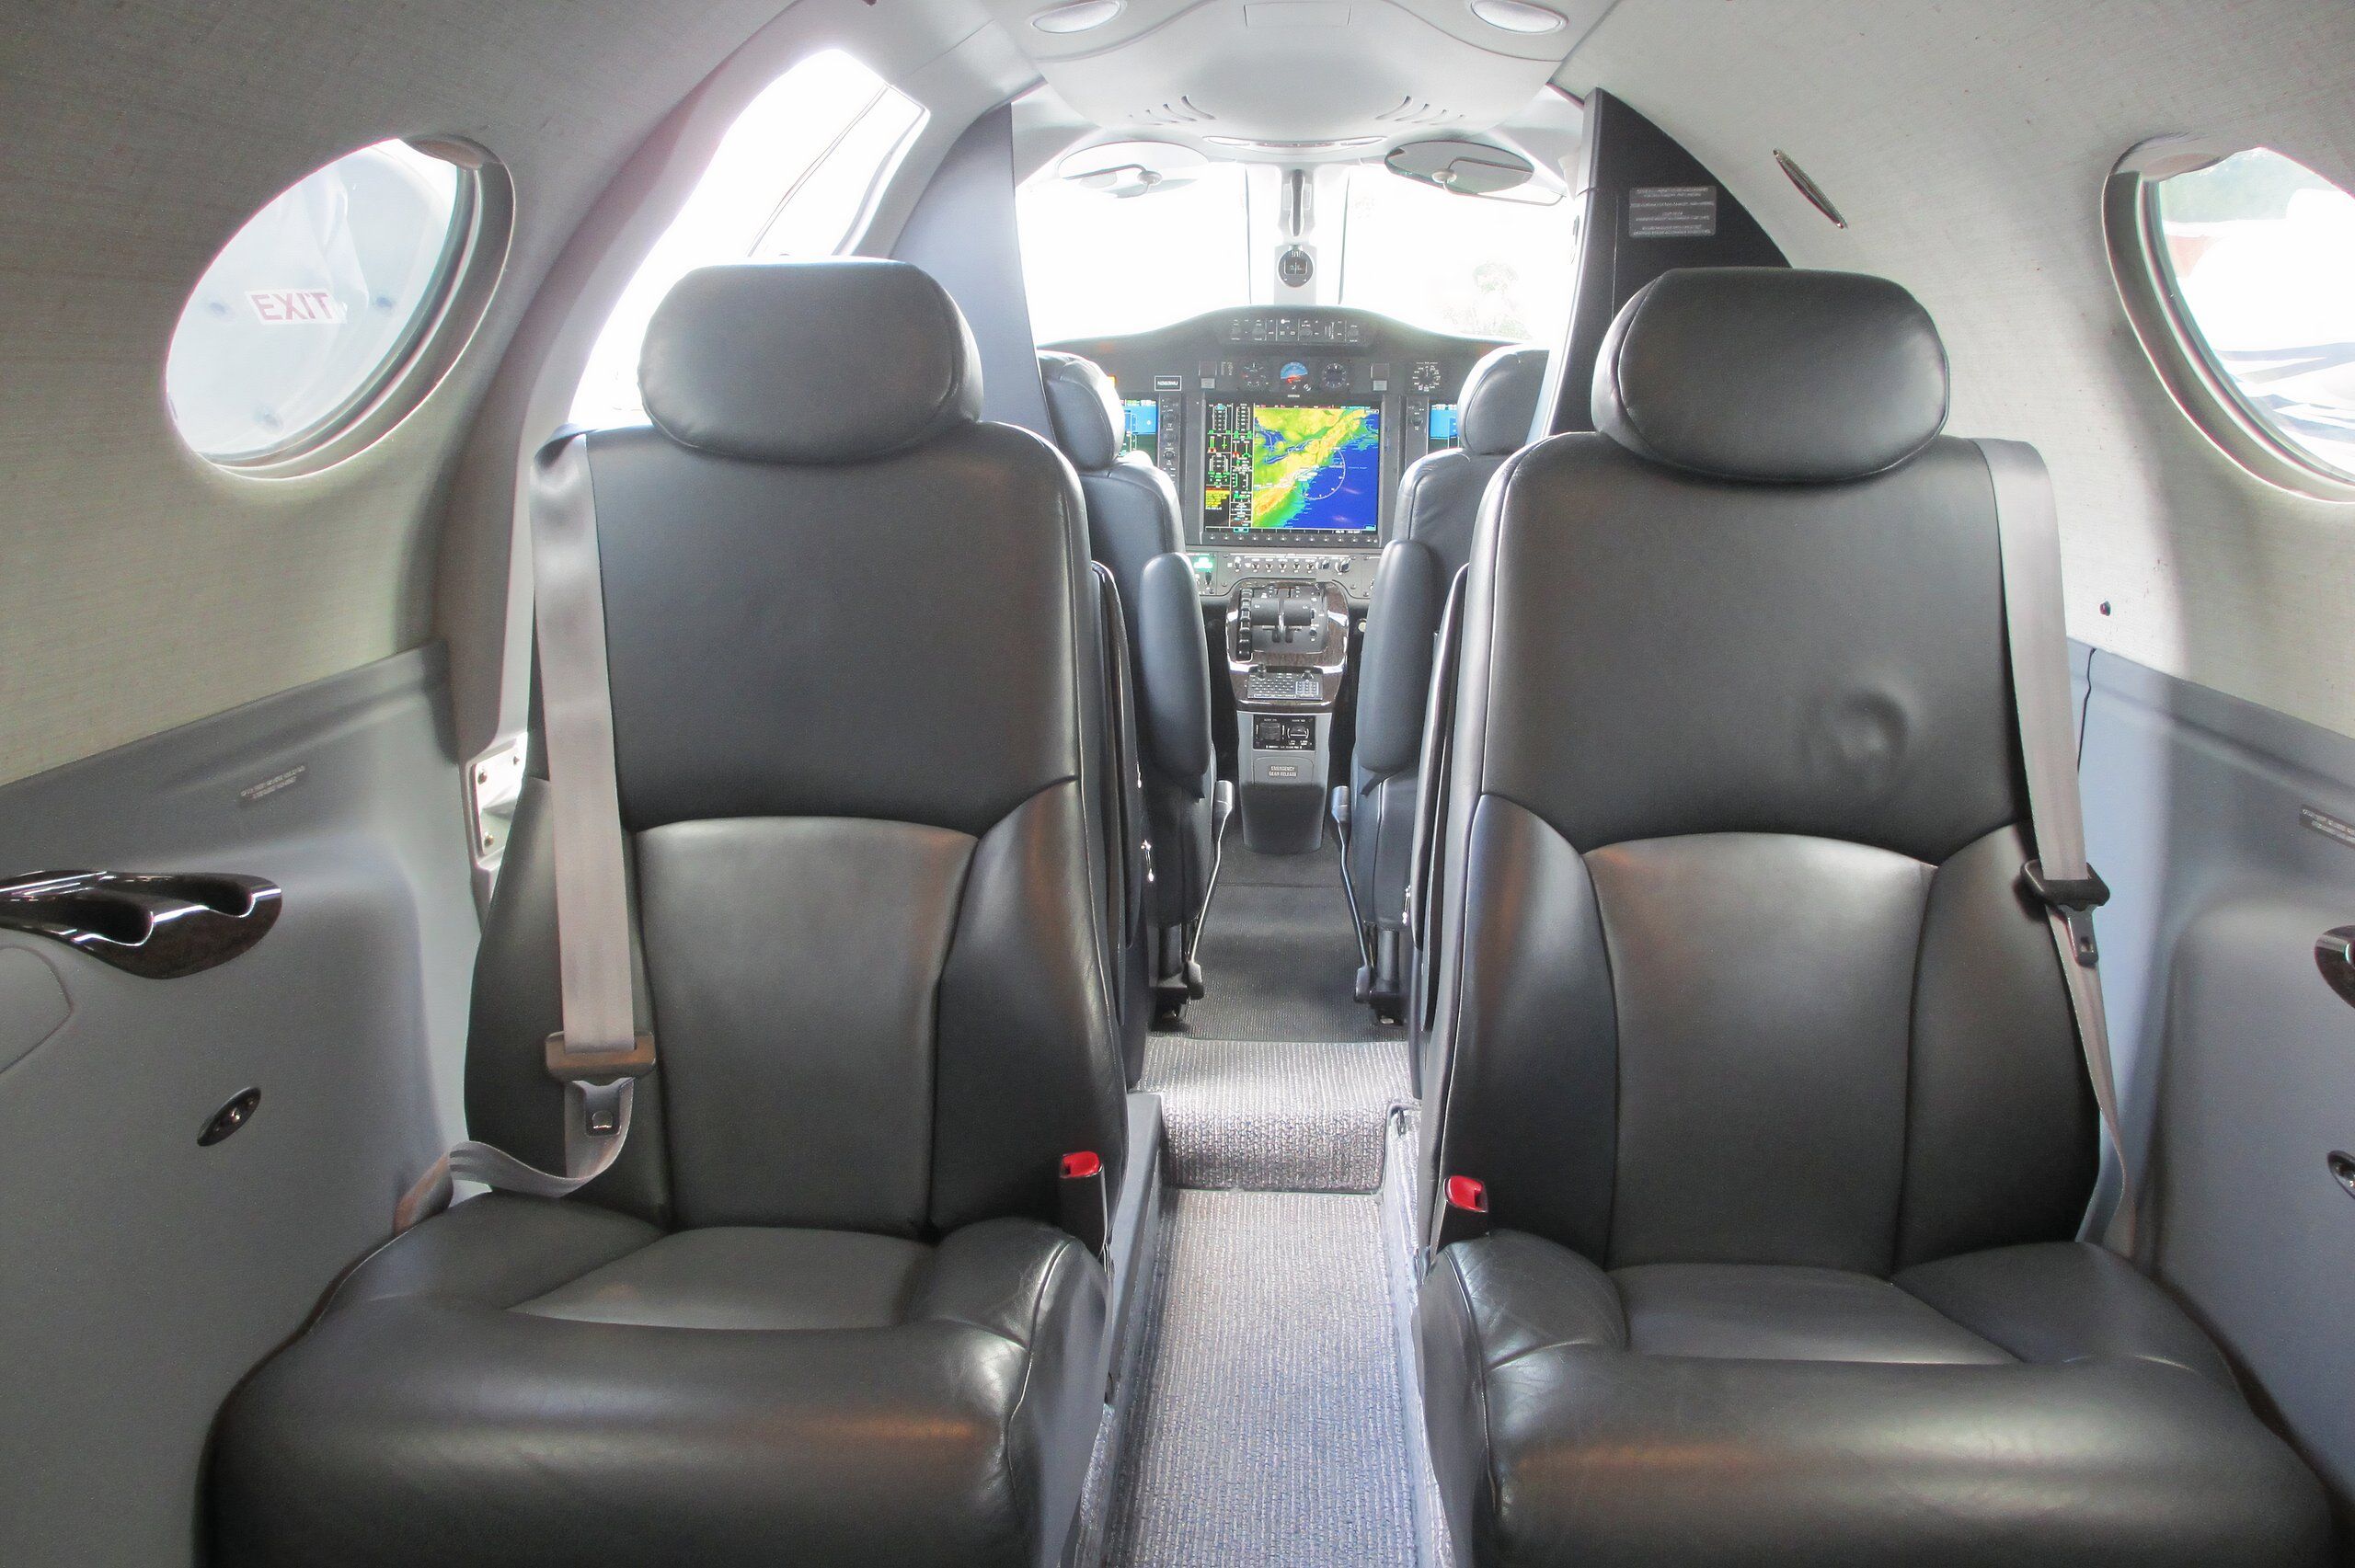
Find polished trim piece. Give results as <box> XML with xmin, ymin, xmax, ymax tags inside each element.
<box><xmin>2102</xmin><ymin>135</ymin><xmax>2355</xmax><ymax>505</ymax></box>
<box><xmin>2318</xmin><ymin>925</ymin><xmax>2355</xmax><ymax>1010</ymax></box>
<box><xmin>198</xmin><ymin>1088</ymin><xmax>262</xmax><ymax>1147</ymax></box>
<box><xmin>1773</xmin><ymin>150</ymin><xmax>1847</xmax><ymax>228</ymax></box>
<box><xmin>0</xmin><ymin>870</ymin><xmax>281</xmax><ymax>979</ymax></box>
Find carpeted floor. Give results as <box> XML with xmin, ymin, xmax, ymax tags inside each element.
<box><xmin>1097</xmin><ymin>828</ymin><xmax>1430</xmax><ymax>1566</ymax></box>
<box><xmin>1167</xmin><ymin>840</ymin><xmax>1403</xmax><ymax>1044</ymax></box>
<box><xmin>1141</xmin><ymin>1036</ymin><xmax>1412</xmax><ymax>1194</ymax></box>
<box><xmin>1101</xmin><ymin>1189</ymin><xmax>1420</xmax><ymax>1568</ymax></box>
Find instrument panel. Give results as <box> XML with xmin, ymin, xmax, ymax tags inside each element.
<box><xmin>1043</xmin><ymin>306</ymin><xmax>1508</xmax><ymax>602</ymax></box>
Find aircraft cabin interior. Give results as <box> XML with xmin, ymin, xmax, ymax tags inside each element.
<box><xmin>7</xmin><ymin>2</ymin><xmax>2355</xmax><ymax>1564</ymax></box>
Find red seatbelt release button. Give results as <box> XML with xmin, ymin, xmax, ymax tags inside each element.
<box><xmin>1060</xmin><ymin>1150</ymin><xmax>1109</xmax><ymax>1260</ymax></box>
<box><xmin>1437</xmin><ymin>1174</ymin><xmax>1490</xmax><ymax>1251</ymax></box>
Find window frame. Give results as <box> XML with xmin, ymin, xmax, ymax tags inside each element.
<box><xmin>2104</xmin><ymin>134</ymin><xmax>2355</xmax><ymax>504</ymax></box>
<box><xmin>176</xmin><ymin>138</ymin><xmax>514</xmax><ymax>479</ymax></box>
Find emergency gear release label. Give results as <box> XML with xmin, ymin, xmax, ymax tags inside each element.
<box><xmin>1628</xmin><ymin>186</ymin><xmax>1718</xmax><ymax>239</ymax></box>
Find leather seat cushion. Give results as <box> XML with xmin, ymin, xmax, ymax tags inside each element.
<box><xmin>212</xmin><ymin>1195</ymin><xmax>1109</xmax><ymax>1568</ymax></box>
<box><xmin>1422</xmin><ymin>1231</ymin><xmax>2334</xmax><ymax>1568</ymax></box>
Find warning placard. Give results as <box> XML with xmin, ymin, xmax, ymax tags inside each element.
<box><xmin>1627</xmin><ymin>186</ymin><xmax>1718</xmax><ymax>239</ymax></box>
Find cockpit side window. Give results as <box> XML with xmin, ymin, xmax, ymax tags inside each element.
<box><xmin>568</xmin><ymin>50</ymin><xmax>925</xmax><ymax>429</ymax></box>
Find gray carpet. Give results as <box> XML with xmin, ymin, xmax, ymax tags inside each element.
<box><xmin>1103</xmin><ymin>1189</ymin><xmax>1419</xmax><ymax>1568</ymax></box>
<box><xmin>1168</xmin><ymin>841</ymin><xmax>1403</xmax><ymax>1044</ymax></box>
<box><xmin>1142</xmin><ymin>1037</ymin><xmax>1412</xmax><ymax>1194</ymax></box>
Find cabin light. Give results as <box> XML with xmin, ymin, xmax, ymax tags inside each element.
<box><xmin>1468</xmin><ymin>0</ymin><xmax>1565</xmax><ymax>33</ymax></box>
<box><xmin>1207</xmin><ymin>134</ymin><xmax>1384</xmax><ymax>151</ymax></box>
<box><xmin>1032</xmin><ymin>0</ymin><xmax>1124</xmax><ymax>33</ymax></box>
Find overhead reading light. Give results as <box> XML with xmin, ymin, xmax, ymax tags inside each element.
<box><xmin>1032</xmin><ymin>0</ymin><xmax>1123</xmax><ymax>33</ymax></box>
<box><xmin>1468</xmin><ymin>0</ymin><xmax>1565</xmax><ymax>33</ymax></box>
<box><xmin>1206</xmin><ymin>134</ymin><xmax>1383</xmax><ymax>152</ymax></box>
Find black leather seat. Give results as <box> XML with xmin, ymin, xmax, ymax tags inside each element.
<box><xmin>1416</xmin><ymin>269</ymin><xmax>2334</xmax><ymax>1567</ymax></box>
<box><xmin>211</xmin><ymin>260</ymin><xmax>1128</xmax><ymax>1568</ymax></box>
<box><xmin>1040</xmin><ymin>350</ymin><xmax>1215</xmax><ymax>1017</ymax></box>
<box><xmin>1348</xmin><ymin>344</ymin><xmax>1544</xmax><ymax>1015</ymax></box>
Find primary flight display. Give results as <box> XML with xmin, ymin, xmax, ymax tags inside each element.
<box><xmin>1202</xmin><ymin>401</ymin><xmax>1383</xmax><ymax>534</ymax></box>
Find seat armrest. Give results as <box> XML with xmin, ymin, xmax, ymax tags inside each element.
<box><xmin>1355</xmin><ymin>539</ymin><xmax>1446</xmax><ymax>781</ymax></box>
<box><xmin>1443</xmin><ymin>1230</ymin><xmax>1630</xmax><ymax>1368</ymax></box>
<box><xmin>1897</xmin><ymin>1242</ymin><xmax>2241</xmax><ymax>1388</ymax></box>
<box><xmin>1133</xmin><ymin>552</ymin><xmax>1213</xmax><ymax>791</ymax></box>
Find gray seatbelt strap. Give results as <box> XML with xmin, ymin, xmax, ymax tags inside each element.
<box><xmin>1978</xmin><ymin>439</ymin><xmax>2134</xmax><ymax>1255</ymax></box>
<box><xmin>396</xmin><ymin>432</ymin><xmax>654</xmax><ymax>1232</ymax></box>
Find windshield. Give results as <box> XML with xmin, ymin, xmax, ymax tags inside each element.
<box><xmin>1337</xmin><ymin>168</ymin><xmax>1577</xmax><ymax>340</ymax></box>
<box><xmin>1017</xmin><ymin>163</ymin><xmax>1255</xmax><ymax>343</ymax></box>
<box><xmin>1017</xmin><ymin>153</ymin><xmax>1576</xmax><ymax>346</ymax></box>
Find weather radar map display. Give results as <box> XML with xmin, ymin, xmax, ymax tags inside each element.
<box><xmin>1202</xmin><ymin>401</ymin><xmax>1383</xmax><ymax>534</ymax></box>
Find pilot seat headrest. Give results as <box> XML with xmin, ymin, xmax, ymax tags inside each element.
<box><xmin>639</xmin><ymin>258</ymin><xmax>983</xmax><ymax>464</ymax></box>
<box><xmin>1591</xmin><ymin>268</ymin><xmax>1951</xmax><ymax>484</ymax></box>
<box><xmin>1037</xmin><ymin>351</ymin><xmax>1126</xmax><ymax>473</ymax></box>
<box><xmin>1457</xmin><ymin>344</ymin><xmax>1550</xmax><ymax>457</ymax></box>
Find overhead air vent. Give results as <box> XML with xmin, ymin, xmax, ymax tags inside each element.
<box><xmin>1373</xmin><ymin>97</ymin><xmax>1462</xmax><ymax>128</ymax></box>
<box><xmin>1137</xmin><ymin>96</ymin><xmax>1217</xmax><ymax>126</ymax></box>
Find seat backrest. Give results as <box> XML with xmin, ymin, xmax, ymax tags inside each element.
<box><xmin>1040</xmin><ymin>349</ymin><xmax>1214</xmax><ymax>933</ymax></box>
<box><xmin>1424</xmin><ymin>268</ymin><xmax>2097</xmax><ymax>1277</ymax></box>
<box><xmin>1349</xmin><ymin>346</ymin><xmax>1547</xmax><ymax>938</ymax></box>
<box><xmin>469</xmin><ymin>259</ymin><xmax>1127</xmax><ymax>1239</ymax></box>
<box><xmin>1357</xmin><ymin>344</ymin><xmax>1547</xmax><ymax>795</ymax></box>
<box><xmin>1393</xmin><ymin>343</ymin><xmax>1547</xmax><ymax>578</ymax></box>
<box><xmin>1040</xmin><ymin>349</ymin><xmax>1182</xmax><ymax>587</ymax></box>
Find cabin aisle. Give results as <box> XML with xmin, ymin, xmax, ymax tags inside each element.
<box><xmin>1100</xmin><ymin>844</ymin><xmax>1435</xmax><ymax>1567</ymax></box>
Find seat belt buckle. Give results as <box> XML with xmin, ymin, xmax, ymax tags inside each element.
<box><xmin>1435</xmin><ymin>1174</ymin><xmax>1490</xmax><ymax>1252</ymax></box>
<box><xmin>577</xmin><ymin>1079</ymin><xmax>629</xmax><ymax>1138</ymax></box>
<box><xmin>544</xmin><ymin>1031</ymin><xmax>658</xmax><ymax>1084</ymax></box>
<box><xmin>2022</xmin><ymin>860</ymin><xmax>2109</xmax><ymax>965</ymax></box>
<box><xmin>1059</xmin><ymin>1150</ymin><xmax>1109</xmax><ymax>1261</ymax></box>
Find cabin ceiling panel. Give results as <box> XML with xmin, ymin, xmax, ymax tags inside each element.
<box><xmin>0</xmin><ymin>0</ymin><xmax>798</xmax><ymax>785</ymax></box>
<box><xmin>1561</xmin><ymin>0</ymin><xmax>2355</xmax><ymax>738</ymax></box>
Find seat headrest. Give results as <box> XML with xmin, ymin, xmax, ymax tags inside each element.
<box><xmin>639</xmin><ymin>259</ymin><xmax>982</xmax><ymax>464</ymax></box>
<box><xmin>1457</xmin><ymin>344</ymin><xmax>1549</xmax><ymax>457</ymax></box>
<box><xmin>1038</xmin><ymin>351</ymin><xmax>1124</xmax><ymax>473</ymax></box>
<box><xmin>1591</xmin><ymin>269</ymin><xmax>1950</xmax><ymax>484</ymax></box>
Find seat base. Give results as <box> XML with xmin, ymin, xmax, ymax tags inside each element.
<box><xmin>211</xmin><ymin>1195</ymin><xmax>1108</xmax><ymax>1568</ymax></box>
<box><xmin>1421</xmin><ymin>1232</ymin><xmax>2334</xmax><ymax>1568</ymax></box>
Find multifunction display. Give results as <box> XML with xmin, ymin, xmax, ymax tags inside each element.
<box><xmin>1119</xmin><ymin>398</ymin><xmax>1157</xmax><ymax>460</ymax></box>
<box><xmin>1201</xmin><ymin>401</ymin><xmax>1383</xmax><ymax>536</ymax></box>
